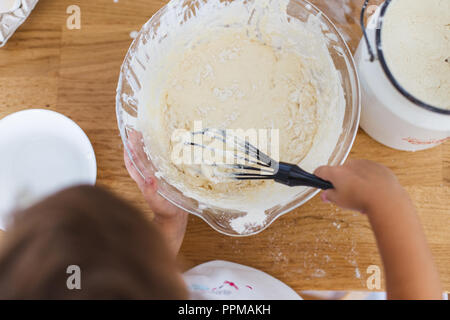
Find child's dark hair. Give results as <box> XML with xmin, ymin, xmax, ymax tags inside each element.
<box><xmin>0</xmin><ymin>186</ymin><xmax>188</xmax><ymax>299</ymax></box>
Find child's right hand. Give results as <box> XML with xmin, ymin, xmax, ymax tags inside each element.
<box><xmin>314</xmin><ymin>159</ymin><xmax>410</xmax><ymax>214</ymax></box>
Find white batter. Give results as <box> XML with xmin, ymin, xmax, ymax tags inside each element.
<box><xmin>382</xmin><ymin>0</ymin><xmax>450</xmax><ymax>110</ymax></box>
<box><xmin>162</xmin><ymin>30</ymin><xmax>321</xmax><ymax>192</ymax></box>
<box><xmin>136</xmin><ymin>0</ymin><xmax>345</xmax><ymax>233</ymax></box>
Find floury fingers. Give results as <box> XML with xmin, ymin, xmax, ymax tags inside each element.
<box><xmin>0</xmin><ymin>0</ymin><xmax>39</xmax><ymax>47</ymax></box>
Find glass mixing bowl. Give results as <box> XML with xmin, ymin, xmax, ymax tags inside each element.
<box><xmin>116</xmin><ymin>0</ymin><xmax>360</xmax><ymax>236</ymax></box>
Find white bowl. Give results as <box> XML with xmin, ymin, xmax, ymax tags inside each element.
<box><xmin>0</xmin><ymin>109</ymin><xmax>97</xmax><ymax>230</ymax></box>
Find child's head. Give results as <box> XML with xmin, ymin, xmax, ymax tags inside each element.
<box><xmin>0</xmin><ymin>186</ymin><xmax>188</xmax><ymax>299</ymax></box>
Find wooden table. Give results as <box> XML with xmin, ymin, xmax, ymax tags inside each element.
<box><xmin>0</xmin><ymin>0</ymin><xmax>448</xmax><ymax>293</ymax></box>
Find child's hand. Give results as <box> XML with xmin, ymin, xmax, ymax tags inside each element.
<box><xmin>124</xmin><ymin>150</ymin><xmax>188</xmax><ymax>256</ymax></box>
<box><xmin>315</xmin><ymin>159</ymin><xmax>442</xmax><ymax>299</ymax></box>
<box><xmin>314</xmin><ymin>159</ymin><xmax>409</xmax><ymax>214</ymax></box>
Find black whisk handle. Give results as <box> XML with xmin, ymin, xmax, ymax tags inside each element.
<box><xmin>274</xmin><ymin>162</ymin><xmax>334</xmax><ymax>190</ymax></box>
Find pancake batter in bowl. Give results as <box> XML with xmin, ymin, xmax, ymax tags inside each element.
<box><xmin>137</xmin><ymin>0</ymin><xmax>345</xmax><ymax>233</ymax></box>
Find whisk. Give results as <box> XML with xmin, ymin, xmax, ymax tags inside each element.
<box><xmin>187</xmin><ymin>128</ymin><xmax>334</xmax><ymax>190</ymax></box>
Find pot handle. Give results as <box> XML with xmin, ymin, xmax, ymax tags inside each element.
<box><xmin>360</xmin><ymin>0</ymin><xmax>376</xmax><ymax>62</ymax></box>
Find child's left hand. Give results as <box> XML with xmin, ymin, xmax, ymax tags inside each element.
<box><xmin>124</xmin><ymin>150</ymin><xmax>188</xmax><ymax>256</ymax></box>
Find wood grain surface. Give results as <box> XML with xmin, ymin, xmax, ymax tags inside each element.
<box><xmin>0</xmin><ymin>0</ymin><xmax>448</xmax><ymax>293</ymax></box>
